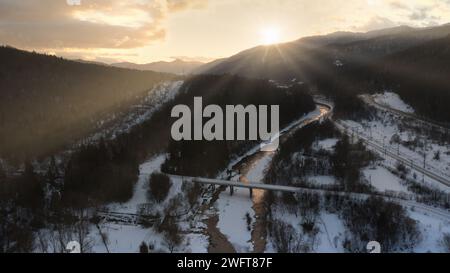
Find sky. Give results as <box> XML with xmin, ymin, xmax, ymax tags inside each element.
<box><xmin>0</xmin><ymin>0</ymin><xmax>449</xmax><ymax>64</ymax></box>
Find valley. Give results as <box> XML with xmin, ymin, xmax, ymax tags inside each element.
<box><xmin>2</xmin><ymin>23</ymin><xmax>450</xmax><ymax>254</ymax></box>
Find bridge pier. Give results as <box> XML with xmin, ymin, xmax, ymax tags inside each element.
<box><xmin>230</xmin><ymin>186</ymin><xmax>234</xmax><ymax>196</ymax></box>
<box><xmin>249</xmin><ymin>188</ymin><xmax>253</xmax><ymax>198</ymax></box>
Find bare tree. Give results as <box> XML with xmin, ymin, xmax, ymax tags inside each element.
<box><xmin>442</xmin><ymin>233</ymin><xmax>450</xmax><ymax>252</ymax></box>
<box><xmin>270</xmin><ymin>220</ymin><xmax>305</xmax><ymax>253</ymax></box>
<box><xmin>73</xmin><ymin>208</ymin><xmax>93</xmax><ymax>253</ymax></box>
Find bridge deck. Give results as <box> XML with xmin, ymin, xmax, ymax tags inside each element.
<box><xmin>166</xmin><ymin>174</ymin><xmax>357</xmax><ymax>197</ymax></box>
<box><xmin>168</xmin><ymin>174</ymin><xmax>304</xmax><ymax>192</ymax></box>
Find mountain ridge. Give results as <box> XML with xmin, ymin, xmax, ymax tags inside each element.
<box><xmin>111</xmin><ymin>59</ymin><xmax>204</xmax><ymax>75</ymax></box>
<box><xmin>197</xmin><ymin>24</ymin><xmax>450</xmax><ymax>79</ymax></box>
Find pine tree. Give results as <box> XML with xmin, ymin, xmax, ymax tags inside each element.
<box><xmin>139</xmin><ymin>241</ymin><xmax>149</xmax><ymax>253</ymax></box>
<box><xmin>46</xmin><ymin>156</ymin><xmax>59</xmax><ymax>186</ymax></box>
<box><xmin>0</xmin><ymin>162</ymin><xmax>5</xmax><ymax>182</ymax></box>
<box><xmin>17</xmin><ymin>162</ymin><xmax>44</xmax><ymax>209</ymax></box>
<box><xmin>433</xmin><ymin>151</ymin><xmax>441</xmax><ymax>161</ymax></box>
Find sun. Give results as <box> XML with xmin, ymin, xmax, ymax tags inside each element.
<box><xmin>260</xmin><ymin>26</ymin><xmax>281</xmax><ymax>45</ymax></box>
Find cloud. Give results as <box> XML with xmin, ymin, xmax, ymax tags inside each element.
<box><xmin>1</xmin><ymin>0</ymin><xmax>448</xmax><ymax>63</ymax></box>
<box><xmin>389</xmin><ymin>1</ymin><xmax>409</xmax><ymax>11</ymax></box>
<box><xmin>355</xmin><ymin>16</ymin><xmax>398</xmax><ymax>31</ymax></box>
<box><xmin>409</xmin><ymin>7</ymin><xmax>439</xmax><ymax>21</ymax></box>
<box><xmin>170</xmin><ymin>55</ymin><xmax>214</xmax><ymax>62</ymax></box>
<box><xmin>353</xmin><ymin>0</ymin><xmax>448</xmax><ymax>31</ymax></box>
<box><xmin>0</xmin><ymin>0</ymin><xmax>208</xmax><ymax>50</ymax></box>
<box><xmin>167</xmin><ymin>0</ymin><xmax>208</xmax><ymax>12</ymax></box>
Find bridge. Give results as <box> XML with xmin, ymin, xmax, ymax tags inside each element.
<box><xmin>165</xmin><ymin>174</ymin><xmax>450</xmax><ymax>221</ymax></box>
<box><xmin>96</xmin><ymin>173</ymin><xmax>450</xmax><ymax>225</ymax></box>
<box><xmin>168</xmin><ymin>173</ymin><xmax>322</xmax><ymax>198</ymax></box>
<box><xmin>166</xmin><ymin>173</ymin><xmax>388</xmax><ymax>200</ymax></box>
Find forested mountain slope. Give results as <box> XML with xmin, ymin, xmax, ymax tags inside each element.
<box><xmin>0</xmin><ymin>46</ymin><xmax>175</xmax><ymax>160</ymax></box>
<box><xmin>198</xmin><ymin>24</ymin><xmax>450</xmax><ymax>123</ymax></box>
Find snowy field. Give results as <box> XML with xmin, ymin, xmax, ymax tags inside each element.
<box><xmin>408</xmin><ymin>209</ymin><xmax>450</xmax><ymax>253</ymax></box>
<box><xmin>363</xmin><ymin>165</ymin><xmax>409</xmax><ymax>193</ymax></box>
<box><xmin>313</xmin><ymin>138</ymin><xmax>338</xmax><ymax>152</ymax></box>
<box><xmin>306</xmin><ymin>175</ymin><xmax>336</xmax><ymax>186</ymax></box>
<box><xmin>315</xmin><ymin>212</ymin><xmax>346</xmax><ymax>253</ymax></box>
<box><xmin>91</xmin><ymin>154</ymin><xmax>209</xmax><ymax>253</ymax></box>
<box><xmin>266</xmin><ymin>199</ymin><xmax>346</xmax><ymax>253</ymax></box>
<box><xmin>373</xmin><ymin>92</ymin><xmax>415</xmax><ymax>113</ymax></box>
<box><xmin>340</xmin><ymin>113</ymin><xmax>450</xmax><ymax>192</ymax></box>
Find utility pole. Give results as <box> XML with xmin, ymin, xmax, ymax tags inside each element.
<box><xmin>423</xmin><ymin>153</ymin><xmax>426</xmax><ymax>183</ymax></box>
<box><xmin>423</xmin><ymin>138</ymin><xmax>426</xmax><ymax>184</ymax></box>
<box><xmin>351</xmin><ymin>127</ymin><xmax>355</xmax><ymax>144</ymax></box>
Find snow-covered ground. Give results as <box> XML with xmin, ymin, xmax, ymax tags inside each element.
<box><xmin>46</xmin><ymin>92</ymin><xmax>450</xmax><ymax>253</ymax></box>
<box><xmin>91</xmin><ymin>223</ymin><xmax>164</xmax><ymax>253</ymax></box>
<box><xmin>215</xmin><ymin>188</ymin><xmax>255</xmax><ymax>252</ymax></box>
<box><xmin>266</xmin><ymin>198</ymin><xmax>346</xmax><ymax>253</ymax></box>
<box><xmin>215</xmin><ymin>153</ymin><xmax>273</xmax><ymax>253</ymax></box>
<box><xmin>91</xmin><ymin>96</ymin><xmax>449</xmax><ymax>253</ymax></box>
<box><xmin>88</xmin><ymin>104</ymin><xmax>328</xmax><ymax>253</ymax></box>
<box><xmin>327</xmin><ymin>94</ymin><xmax>450</xmax><ymax>252</ymax></box>
<box><xmin>408</xmin><ymin>209</ymin><xmax>450</xmax><ymax>253</ymax></box>
<box><xmin>306</xmin><ymin>175</ymin><xmax>336</xmax><ymax>186</ymax></box>
<box><xmin>246</xmin><ymin>154</ymin><xmax>274</xmax><ymax>182</ymax></box>
<box><xmin>89</xmin><ymin>219</ymin><xmax>209</xmax><ymax>253</ymax></box>
<box><xmin>84</xmin><ymin>81</ymin><xmax>183</xmax><ymax>143</ymax></box>
<box><xmin>315</xmin><ymin>212</ymin><xmax>346</xmax><ymax>253</ymax></box>
<box><xmin>313</xmin><ymin>138</ymin><xmax>338</xmax><ymax>152</ymax></box>
<box><xmin>373</xmin><ymin>92</ymin><xmax>415</xmax><ymax>113</ymax></box>
<box><xmin>107</xmin><ymin>155</ymin><xmax>166</xmax><ymax>214</ymax></box>
<box><xmin>90</xmin><ymin>154</ymin><xmax>209</xmax><ymax>253</ymax></box>
<box><xmin>211</xmin><ymin>105</ymin><xmax>333</xmax><ymax>253</ymax></box>
<box><xmin>340</xmin><ymin>112</ymin><xmax>450</xmax><ymax>192</ymax></box>
<box><xmin>363</xmin><ymin>166</ymin><xmax>409</xmax><ymax>193</ymax></box>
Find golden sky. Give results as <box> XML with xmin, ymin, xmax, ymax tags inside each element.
<box><xmin>0</xmin><ymin>0</ymin><xmax>449</xmax><ymax>63</ymax></box>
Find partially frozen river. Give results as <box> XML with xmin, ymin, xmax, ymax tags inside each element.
<box><xmin>205</xmin><ymin>104</ymin><xmax>332</xmax><ymax>252</ymax></box>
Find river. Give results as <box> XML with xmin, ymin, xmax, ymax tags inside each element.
<box><xmin>205</xmin><ymin>104</ymin><xmax>332</xmax><ymax>253</ymax></box>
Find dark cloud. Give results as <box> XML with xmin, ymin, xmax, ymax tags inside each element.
<box><xmin>387</xmin><ymin>1</ymin><xmax>441</xmax><ymax>24</ymax></box>
<box><xmin>409</xmin><ymin>7</ymin><xmax>439</xmax><ymax>21</ymax></box>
